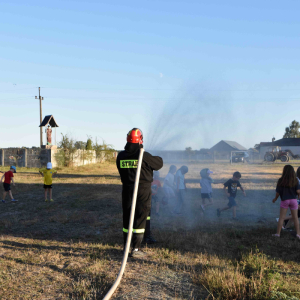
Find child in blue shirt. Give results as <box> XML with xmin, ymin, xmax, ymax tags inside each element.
<box><xmin>217</xmin><ymin>171</ymin><xmax>246</xmax><ymax>220</ymax></box>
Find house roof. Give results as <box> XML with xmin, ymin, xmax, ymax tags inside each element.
<box><xmin>39</xmin><ymin>115</ymin><xmax>59</xmax><ymax>127</ymax></box>
<box><xmin>260</xmin><ymin>138</ymin><xmax>300</xmax><ymax>147</ymax></box>
<box><xmin>210</xmin><ymin>140</ymin><xmax>247</xmax><ymax>152</ymax></box>
<box><xmin>222</xmin><ymin>140</ymin><xmax>247</xmax><ymax>150</ymax></box>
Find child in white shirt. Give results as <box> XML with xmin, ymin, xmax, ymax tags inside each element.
<box><xmin>163</xmin><ymin>165</ymin><xmax>177</xmax><ymax>204</ymax></box>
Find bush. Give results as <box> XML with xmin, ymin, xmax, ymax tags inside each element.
<box><xmin>93</xmin><ymin>139</ymin><xmax>115</xmax><ymax>162</ymax></box>
<box><xmin>56</xmin><ymin>134</ymin><xmax>77</xmax><ymax>167</ymax></box>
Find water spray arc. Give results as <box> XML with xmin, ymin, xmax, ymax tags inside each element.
<box><xmin>103</xmin><ymin>148</ymin><xmax>145</xmax><ymax>300</ymax></box>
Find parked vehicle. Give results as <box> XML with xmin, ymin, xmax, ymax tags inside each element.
<box><xmin>264</xmin><ymin>146</ymin><xmax>299</xmax><ymax>162</ymax></box>
<box><xmin>230</xmin><ymin>151</ymin><xmax>249</xmax><ymax>163</ymax></box>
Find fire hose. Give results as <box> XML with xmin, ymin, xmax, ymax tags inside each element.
<box><xmin>103</xmin><ymin>148</ymin><xmax>145</xmax><ymax>300</ymax></box>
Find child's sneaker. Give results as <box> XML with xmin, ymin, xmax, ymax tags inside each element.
<box><xmin>11</xmin><ymin>199</ymin><xmax>18</xmax><ymax>202</ymax></box>
<box><xmin>50</xmin><ymin>199</ymin><xmax>54</xmax><ymax>202</ymax></box>
<box><xmin>1</xmin><ymin>200</ymin><xmax>5</xmax><ymax>203</ymax></box>
<box><xmin>45</xmin><ymin>199</ymin><xmax>48</xmax><ymax>202</ymax></box>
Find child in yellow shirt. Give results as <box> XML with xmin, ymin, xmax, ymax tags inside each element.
<box><xmin>39</xmin><ymin>162</ymin><xmax>57</xmax><ymax>202</ymax></box>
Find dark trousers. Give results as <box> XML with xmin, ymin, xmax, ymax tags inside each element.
<box><xmin>145</xmin><ymin>212</ymin><xmax>151</xmax><ymax>238</ymax></box>
<box><xmin>122</xmin><ymin>184</ymin><xmax>152</xmax><ymax>249</ymax></box>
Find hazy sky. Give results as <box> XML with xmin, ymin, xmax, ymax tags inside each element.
<box><xmin>1</xmin><ymin>1</ymin><xmax>300</xmax><ymax>150</ymax></box>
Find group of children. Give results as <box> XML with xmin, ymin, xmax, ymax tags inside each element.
<box><xmin>152</xmin><ymin>163</ymin><xmax>300</xmax><ymax>240</ymax></box>
<box><xmin>151</xmin><ymin>165</ymin><xmax>189</xmax><ymax>216</ymax></box>
<box><xmin>199</xmin><ymin>168</ymin><xmax>247</xmax><ymax>220</ymax></box>
<box><xmin>2</xmin><ymin>161</ymin><xmax>300</xmax><ymax>240</ymax></box>
<box><xmin>1</xmin><ymin>162</ymin><xmax>57</xmax><ymax>203</ymax></box>
<box><xmin>152</xmin><ymin>165</ymin><xmax>247</xmax><ymax>220</ymax></box>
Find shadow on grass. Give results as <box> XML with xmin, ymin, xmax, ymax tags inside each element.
<box><xmin>1</xmin><ymin>181</ymin><xmax>299</xmax><ymax>266</ymax></box>
<box><xmin>17</xmin><ymin>171</ymin><xmax>120</xmax><ymax>179</ymax></box>
<box><xmin>0</xmin><ymin>251</ymin><xmax>113</xmax><ymax>299</ymax></box>
<box><xmin>185</xmin><ymin>177</ymin><xmax>278</xmax><ymax>184</ymax></box>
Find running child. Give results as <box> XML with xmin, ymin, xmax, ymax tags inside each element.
<box><xmin>163</xmin><ymin>165</ymin><xmax>177</xmax><ymax>205</ymax></box>
<box><xmin>173</xmin><ymin>166</ymin><xmax>188</xmax><ymax>214</ymax></box>
<box><xmin>279</xmin><ymin>166</ymin><xmax>300</xmax><ymax>229</ymax></box>
<box><xmin>217</xmin><ymin>171</ymin><xmax>246</xmax><ymax>219</ymax></box>
<box><xmin>1</xmin><ymin>166</ymin><xmax>17</xmax><ymax>203</ymax></box>
<box><xmin>39</xmin><ymin>162</ymin><xmax>57</xmax><ymax>202</ymax></box>
<box><xmin>200</xmin><ymin>168</ymin><xmax>214</xmax><ymax>212</ymax></box>
<box><xmin>272</xmin><ymin>165</ymin><xmax>300</xmax><ymax>239</ymax></box>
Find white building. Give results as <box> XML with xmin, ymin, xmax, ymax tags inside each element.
<box><xmin>259</xmin><ymin>138</ymin><xmax>300</xmax><ymax>158</ymax></box>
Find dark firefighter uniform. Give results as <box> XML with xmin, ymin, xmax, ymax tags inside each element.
<box><xmin>117</xmin><ymin>142</ymin><xmax>163</xmax><ymax>250</ymax></box>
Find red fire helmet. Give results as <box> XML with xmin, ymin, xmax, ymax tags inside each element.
<box><xmin>127</xmin><ymin>128</ymin><xmax>143</xmax><ymax>144</ymax></box>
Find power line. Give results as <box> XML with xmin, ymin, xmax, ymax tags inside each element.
<box><xmin>1</xmin><ymin>96</ymin><xmax>300</xmax><ymax>102</ymax></box>
<box><xmin>41</xmin><ymin>87</ymin><xmax>300</xmax><ymax>92</ymax></box>
<box><xmin>0</xmin><ymin>87</ymin><xmax>37</xmax><ymax>93</ymax></box>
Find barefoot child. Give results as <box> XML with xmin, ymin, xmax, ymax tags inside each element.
<box><xmin>200</xmin><ymin>168</ymin><xmax>214</xmax><ymax>212</ymax></box>
<box><xmin>217</xmin><ymin>171</ymin><xmax>246</xmax><ymax>219</ymax></box>
<box><xmin>163</xmin><ymin>165</ymin><xmax>177</xmax><ymax>205</ymax></box>
<box><xmin>1</xmin><ymin>166</ymin><xmax>17</xmax><ymax>203</ymax></box>
<box><xmin>39</xmin><ymin>162</ymin><xmax>57</xmax><ymax>202</ymax></box>
<box><xmin>272</xmin><ymin>165</ymin><xmax>300</xmax><ymax>239</ymax></box>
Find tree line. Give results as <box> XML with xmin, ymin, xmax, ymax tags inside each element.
<box><xmin>56</xmin><ymin>134</ymin><xmax>115</xmax><ymax>167</ymax></box>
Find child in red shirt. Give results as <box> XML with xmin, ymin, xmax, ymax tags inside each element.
<box><xmin>1</xmin><ymin>166</ymin><xmax>17</xmax><ymax>203</ymax></box>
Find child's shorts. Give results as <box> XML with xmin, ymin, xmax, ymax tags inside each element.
<box><xmin>227</xmin><ymin>196</ymin><xmax>237</xmax><ymax>208</ymax></box>
<box><xmin>44</xmin><ymin>184</ymin><xmax>52</xmax><ymax>189</ymax></box>
<box><xmin>280</xmin><ymin>199</ymin><xmax>298</xmax><ymax>210</ymax></box>
<box><xmin>152</xmin><ymin>189</ymin><xmax>163</xmax><ymax>203</ymax></box>
<box><xmin>3</xmin><ymin>183</ymin><xmax>11</xmax><ymax>191</ymax></box>
<box><xmin>163</xmin><ymin>186</ymin><xmax>176</xmax><ymax>198</ymax></box>
<box><xmin>201</xmin><ymin>193</ymin><xmax>212</xmax><ymax>199</ymax></box>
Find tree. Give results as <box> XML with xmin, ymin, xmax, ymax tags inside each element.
<box><xmin>56</xmin><ymin>133</ymin><xmax>77</xmax><ymax>167</ymax></box>
<box><xmin>86</xmin><ymin>137</ymin><xmax>93</xmax><ymax>150</ymax></box>
<box><xmin>93</xmin><ymin>138</ymin><xmax>115</xmax><ymax>161</ymax></box>
<box><xmin>75</xmin><ymin>141</ymin><xmax>86</xmax><ymax>150</ymax></box>
<box><xmin>185</xmin><ymin>147</ymin><xmax>193</xmax><ymax>153</ymax></box>
<box><xmin>283</xmin><ymin>120</ymin><xmax>300</xmax><ymax>138</ymax></box>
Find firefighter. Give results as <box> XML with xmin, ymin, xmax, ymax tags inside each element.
<box><xmin>117</xmin><ymin>128</ymin><xmax>163</xmax><ymax>258</ymax></box>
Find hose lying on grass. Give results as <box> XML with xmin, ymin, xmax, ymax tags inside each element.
<box><xmin>103</xmin><ymin>148</ymin><xmax>145</xmax><ymax>300</ymax></box>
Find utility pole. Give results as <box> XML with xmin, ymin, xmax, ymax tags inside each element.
<box><xmin>35</xmin><ymin>87</ymin><xmax>44</xmax><ymax>147</ymax></box>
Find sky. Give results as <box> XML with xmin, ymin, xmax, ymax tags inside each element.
<box><xmin>1</xmin><ymin>0</ymin><xmax>300</xmax><ymax>150</ymax></box>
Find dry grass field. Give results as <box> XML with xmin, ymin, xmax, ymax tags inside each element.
<box><xmin>0</xmin><ymin>161</ymin><xmax>300</xmax><ymax>299</ymax></box>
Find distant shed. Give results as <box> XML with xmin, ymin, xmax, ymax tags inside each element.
<box><xmin>210</xmin><ymin>140</ymin><xmax>247</xmax><ymax>158</ymax></box>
